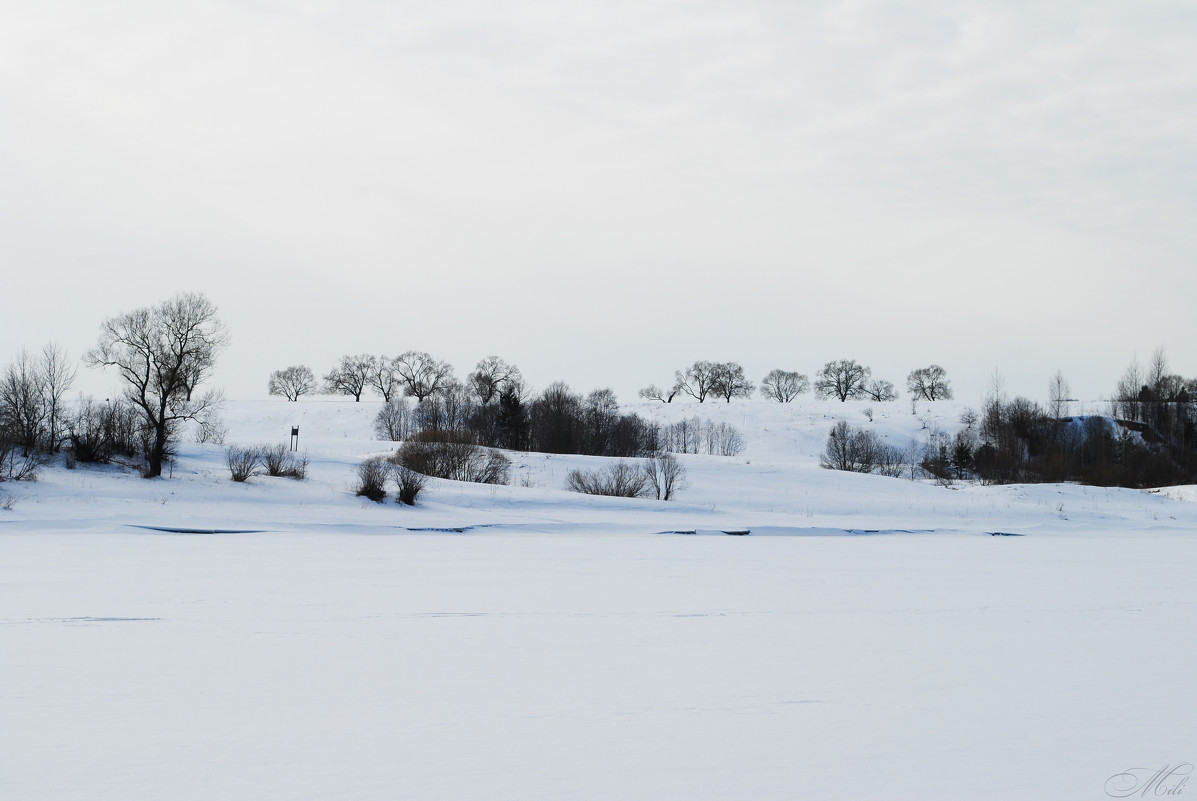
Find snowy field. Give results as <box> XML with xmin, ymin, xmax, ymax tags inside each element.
<box><xmin>3</xmin><ymin>399</ymin><xmax>1196</xmax><ymax>799</ymax></box>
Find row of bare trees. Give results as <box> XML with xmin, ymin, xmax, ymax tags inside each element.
<box><xmin>2</xmin><ymin>293</ymin><xmax>228</xmax><ymax>481</ymax></box>
<box><xmin>640</xmin><ymin>360</ymin><xmax>953</xmax><ymax>404</ymax></box>
<box><xmin>269</xmin><ymin>354</ymin><xmax>525</xmax><ymax>405</ymax></box>
<box><xmin>1</xmin><ymin>345</ymin><xmax>77</xmax><ymax>481</ymax></box>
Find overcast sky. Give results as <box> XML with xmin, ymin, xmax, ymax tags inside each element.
<box><xmin>2</xmin><ymin>1</ymin><xmax>1195</xmax><ymax>406</ymax></box>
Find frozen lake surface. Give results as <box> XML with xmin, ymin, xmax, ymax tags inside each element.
<box><xmin>4</xmin><ymin>529</ymin><xmax>1194</xmax><ymax>800</ymax></box>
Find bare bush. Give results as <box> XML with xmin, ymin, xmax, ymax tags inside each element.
<box><xmin>565</xmin><ymin>461</ymin><xmax>652</xmax><ymax>498</ymax></box>
<box><xmin>643</xmin><ymin>453</ymin><xmax>688</xmax><ymax>500</ymax></box>
<box><xmin>260</xmin><ymin>443</ymin><xmax>308</xmax><ymax>479</ymax></box>
<box><xmin>67</xmin><ymin>397</ymin><xmax>145</xmax><ymax>464</ymax></box>
<box><xmin>0</xmin><ymin>439</ymin><xmax>38</xmax><ymax>482</ymax></box>
<box><xmin>392</xmin><ymin>464</ymin><xmax>428</xmax><ymax>505</ymax></box>
<box><xmin>225</xmin><ymin>445</ymin><xmax>261</xmax><ymax>482</ymax></box>
<box><xmin>355</xmin><ymin>456</ymin><xmax>389</xmax><ymax>502</ymax></box>
<box><xmin>194</xmin><ymin>410</ymin><xmax>228</xmax><ymax>445</ymax></box>
<box><xmin>394</xmin><ymin>435</ymin><xmax>510</xmax><ymax>484</ymax></box>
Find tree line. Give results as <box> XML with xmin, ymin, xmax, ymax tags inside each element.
<box><xmin>638</xmin><ymin>360</ymin><xmax>952</xmax><ymax>403</ymax></box>
<box><xmin>818</xmin><ymin>352</ymin><xmax>1197</xmax><ymax>489</ymax></box>
<box><xmin>4</xmin><ymin>291</ymin><xmax>1194</xmax><ymax>491</ymax></box>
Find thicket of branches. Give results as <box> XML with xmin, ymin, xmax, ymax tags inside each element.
<box><xmin>371</xmin><ymin>381</ymin><xmax>744</xmax><ymax>462</ymax></box>
<box><xmin>949</xmin><ymin>354</ymin><xmax>1197</xmax><ymax>488</ymax></box>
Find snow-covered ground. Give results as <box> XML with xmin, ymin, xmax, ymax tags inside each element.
<box><xmin>3</xmin><ymin>399</ymin><xmax>1195</xmax><ymax>799</ymax></box>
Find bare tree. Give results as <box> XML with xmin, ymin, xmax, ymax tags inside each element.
<box><xmin>675</xmin><ymin>361</ymin><xmax>718</xmax><ymax>402</ymax></box>
<box><xmin>814</xmin><ymin>359</ymin><xmax>871</xmax><ymax>402</ymax></box>
<box><xmin>1113</xmin><ymin>357</ymin><xmax>1144</xmax><ymax>421</ymax></box>
<box><xmin>323</xmin><ymin>354</ymin><xmax>376</xmax><ymax>402</ymax></box>
<box><xmin>468</xmin><ymin>356</ymin><xmax>523</xmax><ymax>405</ymax></box>
<box><xmin>711</xmin><ymin>362</ymin><xmax>754</xmax><ymax>403</ymax></box>
<box><xmin>759</xmin><ymin>369</ymin><xmax>809</xmax><ymax>402</ymax></box>
<box><xmin>819</xmin><ymin>421</ymin><xmax>883</xmax><ymax>472</ymax></box>
<box><xmin>906</xmin><ymin>365</ymin><xmax>953</xmax><ymax>401</ymax></box>
<box><xmin>1147</xmin><ymin>347</ymin><xmax>1169</xmax><ymax>395</ymax></box>
<box><xmin>393</xmin><ymin>350</ymin><xmax>456</xmax><ymax>402</ymax></box>
<box><xmin>638</xmin><ymin>383</ymin><xmax>681</xmax><ymax>403</ymax></box>
<box><xmin>0</xmin><ymin>350</ymin><xmax>47</xmax><ymax>456</ymax></box>
<box><xmin>268</xmin><ymin>365</ymin><xmax>316</xmax><ymax>402</ymax></box>
<box><xmin>862</xmin><ymin>378</ymin><xmax>898</xmax><ymax>402</ymax></box>
<box><xmin>86</xmin><ymin>292</ymin><xmax>228</xmax><ymax>478</ymax></box>
<box><xmin>642</xmin><ymin>452</ymin><xmax>688</xmax><ymax>500</ymax></box>
<box><xmin>367</xmin><ymin>357</ymin><xmax>403</xmax><ymax>402</ymax></box>
<box><xmin>1048</xmin><ymin>370</ymin><xmax>1071</xmax><ymax>420</ymax></box>
<box><xmin>40</xmin><ymin>344</ymin><xmax>76</xmax><ymax>452</ymax></box>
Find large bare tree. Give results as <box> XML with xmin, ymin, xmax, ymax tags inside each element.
<box><xmin>367</xmin><ymin>356</ymin><xmax>403</xmax><ymax>402</ymax></box>
<box><xmin>759</xmin><ymin>369</ymin><xmax>809</xmax><ymax>402</ymax></box>
<box><xmin>711</xmin><ymin>362</ymin><xmax>754</xmax><ymax>403</ymax></box>
<box><xmin>393</xmin><ymin>350</ymin><xmax>456</xmax><ymax>402</ymax></box>
<box><xmin>906</xmin><ymin>365</ymin><xmax>953</xmax><ymax>401</ymax></box>
<box><xmin>814</xmin><ymin>359</ymin><xmax>871</xmax><ymax>402</ymax></box>
<box><xmin>323</xmin><ymin>355</ymin><xmax>376</xmax><ymax>401</ymax></box>
<box><xmin>268</xmin><ymin>365</ymin><xmax>316</xmax><ymax>402</ymax></box>
<box><xmin>675</xmin><ymin>361</ymin><xmax>718</xmax><ymax>403</ymax></box>
<box><xmin>468</xmin><ymin>356</ymin><xmax>522</xmax><ymax>405</ymax></box>
<box><xmin>87</xmin><ymin>292</ymin><xmax>227</xmax><ymax>477</ymax></box>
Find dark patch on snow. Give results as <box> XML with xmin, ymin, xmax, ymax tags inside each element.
<box><xmin>128</xmin><ymin>525</ymin><xmax>266</xmax><ymax>534</ymax></box>
<box><xmin>988</xmin><ymin>531</ymin><xmax>1023</xmax><ymax>536</ymax></box>
<box><xmin>61</xmin><ymin>617</ymin><xmax>160</xmax><ymax>623</ymax></box>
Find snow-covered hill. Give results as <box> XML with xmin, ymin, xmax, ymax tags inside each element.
<box><xmin>3</xmin><ymin>398</ymin><xmax>1194</xmax><ymax>537</ymax></box>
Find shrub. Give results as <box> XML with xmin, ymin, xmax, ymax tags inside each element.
<box><xmin>67</xmin><ymin>397</ymin><xmax>144</xmax><ymax>464</ymax></box>
<box><xmin>195</xmin><ymin>411</ymin><xmax>228</xmax><ymax>445</ymax></box>
<box><xmin>354</xmin><ymin>456</ymin><xmax>389</xmax><ymax>502</ymax></box>
<box><xmin>658</xmin><ymin>417</ymin><xmax>744</xmax><ymax>457</ymax></box>
<box><xmin>565</xmin><ymin>461</ymin><xmax>652</xmax><ymax>498</ymax></box>
<box><xmin>225</xmin><ymin>445</ymin><xmax>261</xmax><ymax>482</ymax></box>
<box><xmin>393</xmin><ymin>464</ymin><xmax>428</xmax><ymax>505</ymax></box>
<box><xmin>0</xmin><ymin>439</ymin><xmax>38</xmax><ymax>482</ymax></box>
<box><xmin>643</xmin><ymin>452</ymin><xmax>688</xmax><ymax>500</ymax></box>
<box><xmin>395</xmin><ymin>437</ymin><xmax>510</xmax><ymax>484</ymax></box>
<box><xmin>260</xmin><ymin>443</ymin><xmax>308</xmax><ymax>479</ymax></box>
